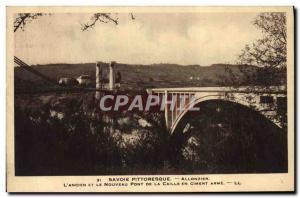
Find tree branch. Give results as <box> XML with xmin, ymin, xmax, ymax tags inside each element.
<box><xmin>14</xmin><ymin>13</ymin><xmax>43</xmax><ymax>32</ymax></box>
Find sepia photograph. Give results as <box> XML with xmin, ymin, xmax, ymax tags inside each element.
<box><xmin>6</xmin><ymin>6</ymin><xmax>294</xmax><ymax>192</ymax></box>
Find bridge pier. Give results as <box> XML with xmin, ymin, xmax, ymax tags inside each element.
<box><xmin>95</xmin><ymin>61</ymin><xmax>102</xmax><ymax>100</ymax></box>
<box><xmin>109</xmin><ymin>61</ymin><xmax>116</xmax><ymax>90</ymax></box>
<box><xmin>164</xmin><ymin>90</ymin><xmax>169</xmax><ymax>129</ymax></box>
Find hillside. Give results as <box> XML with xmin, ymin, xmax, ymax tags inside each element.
<box><xmin>14</xmin><ymin>63</ymin><xmax>261</xmax><ymax>92</ymax></box>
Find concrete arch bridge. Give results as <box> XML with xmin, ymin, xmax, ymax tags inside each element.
<box><xmin>146</xmin><ymin>86</ymin><xmax>287</xmax><ymax>134</ymax></box>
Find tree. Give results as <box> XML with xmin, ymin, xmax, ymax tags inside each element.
<box><xmin>14</xmin><ymin>12</ymin><xmax>134</xmax><ymax>32</ymax></box>
<box><xmin>81</xmin><ymin>13</ymin><xmax>119</xmax><ymax>31</ymax></box>
<box><xmin>235</xmin><ymin>12</ymin><xmax>287</xmax><ymax>86</ymax></box>
<box><xmin>217</xmin><ymin>13</ymin><xmax>288</xmax><ymax>128</ymax></box>
<box><xmin>14</xmin><ymin>13</ymin><xmax>43</xmax><ymax>32</ymax></box>
<box><xmin>81</xmin><ymin>13</ymin><xmax>135</xmax><ymax>31</ymax></box>
<box><xmin>238</xmin><ymin>13</ymin><xmax>287</xmax><ymax>69</ymax></box>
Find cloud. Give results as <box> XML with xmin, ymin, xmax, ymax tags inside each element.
<box><xmin>14</xmin><ymin>12</ymin><xmax>262</xmax><ymax>66</ymax></box>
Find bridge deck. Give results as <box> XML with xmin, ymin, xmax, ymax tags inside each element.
<box><xmin>147</xmin><ymin>86</ymin><xmax>287</xmax><ymax>94</ymax></box>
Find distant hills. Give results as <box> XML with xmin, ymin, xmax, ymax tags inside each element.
<box><xmin>14</xmin><ymin>62</ymin><xmax>282</xmax><ymax>93</ymax></box>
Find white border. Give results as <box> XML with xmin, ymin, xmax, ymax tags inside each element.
<box><xmin>1</xmin><ymin>0</ymin><xmax>299</xmax><ymax>197</ymax></box>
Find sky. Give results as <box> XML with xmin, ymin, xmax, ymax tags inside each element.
<box><xmin>14</xmin><ymin>12</ymin><xmax>262</xmax><ymax>66</ymax></box>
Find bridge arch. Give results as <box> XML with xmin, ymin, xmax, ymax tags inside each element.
<box><xmin>170</xmin><ymin>94</ymin><xmax>259</xmax><ymax>134</ymax></box>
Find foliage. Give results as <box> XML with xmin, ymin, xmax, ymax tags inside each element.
<box><xmin>217</xmin><ymin>13</ymin><xmax>287</xmax><ymax>87</ymax></box>
<box><xmin>15</xmin><ymin>93</ymin><xmax>168</xmax><ymax>175</ymax></box>
<box><xmin>238</xmin><ymin>13</ymin><xmax>287</xmax><ymax>69</ymax></box>
<box><xmin>171</xmin><ymin>100</ymin><xmax>287</xmax><ymax>173</ymax></box>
